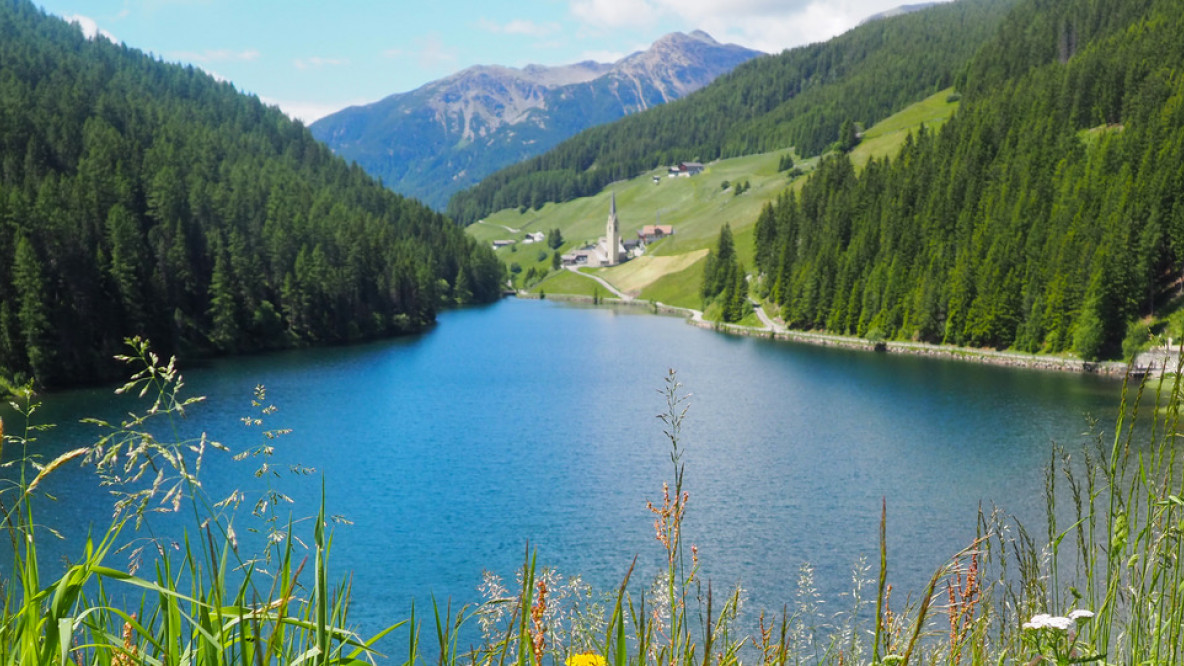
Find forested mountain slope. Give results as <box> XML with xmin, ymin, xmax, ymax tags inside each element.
<box><xmin>447</xmin><ymin>0</ymin><xmax>1018</xmax><ymax>224</ymax></box>
<box><xmin>0</xmin><ymin>1</ymin><xmax>502</xmax><ymax>390</ymax></box>
<box><xmin>311</xmin><ymin>32</ymin><xmax>760</xmax><ymax>210</ymax></box>
<box><xmin>753</xmin><ymin>0</ymin><xmax>1184</xmax><ymax>360</ymax></box>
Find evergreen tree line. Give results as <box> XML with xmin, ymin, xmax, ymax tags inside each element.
<box><xmin>446</xmin><ymin>0</ymin><xmax>1019</xmax><ymax>225</ymax></box>
<box><xmin>753</xmin><ymin>0</ymin><xmax>1184</xmax><ymax>360</ymax></box>
<box><xmin>0</xmin><ymin>1</ymin><xmax>503</xmax><ymax>389</ymax></box>
<box><xmin>701</xmin><ymin>225</ymin><xmax>749</xmax><ymax>323</ymax></box>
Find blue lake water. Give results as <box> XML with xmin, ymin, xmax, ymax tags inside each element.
<box><xmin>1</xmin><ymin>298</ymin><xmax>1125</xmax><ymax>649</ymax></box>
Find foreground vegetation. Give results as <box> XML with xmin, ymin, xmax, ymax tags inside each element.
<box><xmin>3</xmin><ymin>343</ymin><xmax>1182</xmax><ymax>664</ymax></box>
<box><xmin>1</xmin><ymin>340</ymin><xmax>402</xmax><ymax>664</ymax></box>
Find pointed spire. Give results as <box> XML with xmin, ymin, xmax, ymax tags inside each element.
<box><xmin>610</xmin><ymin>191</ymin><xmax>616</xmax><ymax>216</ymax></box>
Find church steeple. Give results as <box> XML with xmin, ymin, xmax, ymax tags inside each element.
<box><xmin>605</xmin><ymin>191</ymin><xmax>620</xmax><ymax>266</ymax></box>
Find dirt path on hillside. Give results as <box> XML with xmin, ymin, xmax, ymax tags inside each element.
<box><xmin>475</xmin><ymin>220</ymin><xmax>520</xmax><ymax>233</ymax></box>
<box><xmin>569</xmin><ymin>267</ymin><xmax>632</xmax><ymax>301</ymax></box>
<box><xmin>749</xmin><ymin>297</ymin><xmax>784</xmax><ymax>333</ymax></box>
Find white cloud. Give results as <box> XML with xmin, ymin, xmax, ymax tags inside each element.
<box><xmin>383</xmin><ymin>34</ymin><xmax>457</xmax><ymax>70</ymax></box>
<box><xmin>417</xmin><ymin>34</ymin><xmax>457</xmax><ymax>69</ymax></box>
<box><xmin>570</xmin><ymin>0</ymin><xmax>660</xmax><ymax>29</ymax></box>
<box><xmin>293</xmin><ymin>56</ymin><xmax>350</xmax><ymax>70</ymax></box>
<box><xmin>260</xmin><ymin>96</ymin><xmax>367</xmax><ymax>125</ymax></box>
<box><xmin>578</xmin><ymin>49</ymin><xmax>629</xmax><ymax>64</ymax></box>
<box><xmin>201</xmin><ymin>68</ymin><xmax>230</xmax><ymax>83</ymax></box>
<box><xmin>63</xmin><ymin>14</ymin><xmax>119</xmax><ymax>42</ymax></box>
<box><xmin>171</xmin><ymin>49</ymin><xmax>261</xmax><ymax>63</ymax></box>
<box><xmin>478</xmin><ymin>18</ymin><xmax>562</xmax><ymax>37</ymax></box>
<box><xmin>567</xmin><ymin>0</ymin><xmax>943</xmax><ymax>52</ymax></box>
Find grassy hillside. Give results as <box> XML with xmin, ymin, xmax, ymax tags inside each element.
<box><xmin>530</xmin><ymin>270</ymin><xmax>604</xmax><ymax>297</ymax></box>
<box><xmin>447</xmin><ymin>0</ymin><xmax>1015</xmax><ymax>224</ymax></box>
<box><xmin>469</xmin><ymin>89</ymin><xmax>960</xmax><ymax>309</ymax></box>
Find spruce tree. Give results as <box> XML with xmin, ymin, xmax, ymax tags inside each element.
<box><xmin>207</xmin><ymin>251</ymin><xmax>240</xmax><ymax>351</ymax></box>
<box><xmin>12</xmin><ymin>236</ymin><xmax>55</xmax><ymax>383</ymax></box>
<box><xmin>702</xmin><ymin>224</ymin><xmax>747</xmax><ymax>322</ymax></box>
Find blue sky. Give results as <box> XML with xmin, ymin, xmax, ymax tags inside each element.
<box><xmin>34</xmin><ymin>0</ymin><xmax>938</xmax><ymax>124</ymax></box>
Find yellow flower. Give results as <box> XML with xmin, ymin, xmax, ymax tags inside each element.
<box><xmin>566</xmin><ymin>654</ymin><xmax>607</xmax><ymax>666</ymax></box>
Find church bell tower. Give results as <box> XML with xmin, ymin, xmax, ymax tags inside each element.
<box><xmin>605</xmin><ymin>192</ymin><xmax>620</xmax><ymax>266</ymax></box>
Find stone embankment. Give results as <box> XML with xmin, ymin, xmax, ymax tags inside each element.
<box><xmin>516</xmin><ymin>292</ymin><xmax>1133</xmax><ymax>377</ymax></box>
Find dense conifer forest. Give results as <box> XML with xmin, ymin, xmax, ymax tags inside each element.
<box><xmin>753</xmin><ymin>0</ymin><xmax>1184</xmax><ymax>359</ymax></box>
<box><xmin>0</xmin><ymin>1</ymin><xmax>503</xmax><ymax>389</ymax></box>
<box><xmin>446</xmin><ymin>0</ymin><xmax>1018</xmax><ymax>225</ymax></box>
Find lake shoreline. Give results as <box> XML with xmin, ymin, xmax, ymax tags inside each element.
<box><xmin>518</xmin><ymin>292</ymin><xmax>1131</xmax><ymax>378</ymax></box>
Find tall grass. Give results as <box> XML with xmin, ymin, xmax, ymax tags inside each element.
<box><xmin>431</xmin><ymin>368</ymin><xmax>1184</xmax><ymax>666</ymax></box>
<box><xmin>2</xmin><ymin>346</ymin><xmax>1182</xmax><ymax>664</ymax></box>
<box><xmin>1</xmin><ymin>339</ymin><xmax>398</xmax><ymax>664</ymax></box>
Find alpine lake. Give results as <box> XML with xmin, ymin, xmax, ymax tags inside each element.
<box><xmin>2</xmin><ymin>298</ymin><xmax>1127</xmax><ymax>648</ymax></box>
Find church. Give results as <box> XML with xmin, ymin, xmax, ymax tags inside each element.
<box><xmin>558</xmin><ymin>191</ymin><xmax>653</xmax><ymax>266</ymax></box>
<box><xmin>596</xmin><ymin>192</ymin><xmax>626</xmax><ymax>267</ymax></box>
<box><xmin>561</xmin><ymin>193</ymin><xmax>629</xmax><ymax>268</ymax></box>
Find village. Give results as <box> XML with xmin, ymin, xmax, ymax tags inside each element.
<box><xmin>487</xmin><ymin>161</ymin><xmax>707</xmax><ymax>266</ymax></box>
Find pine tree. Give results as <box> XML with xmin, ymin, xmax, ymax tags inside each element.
<box><xmin>547</xmin><ymin>227</ymin><xmax>564</xmax><ymax>250</ymax></box>
<box><xmin>12</xmin><ymin>236</ymin><xmax>56</xmax><ymax>383</ymax></box>
<box><xmin>207</xmin><ymin>250</ymin><xmax>240</xmax><ymax>351</ymax></box>
<box><xmin>105</xmin><ymin>203</ymin><xmax>147</xmax><ymax>330</ymax></box>
<box><xmin>723</xmin><ymin>263</ymin><xmax>750</xmax><ymax>322</ymax></box>
<box><xmin>839</xmin><ymin>120</ymin><xmax>859</xmax><ymax>152</ymax></box>
<box><xmin>702</xmin><ymin>224</ymin><xmax>737</xmax><ymax>304</ymax></box>
<box><xmin>454</xmin><ymin>265</ymin><xmax>474</xmax><ymax>305</ymax></box>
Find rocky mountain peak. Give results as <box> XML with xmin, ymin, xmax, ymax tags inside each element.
<box><xmin>311</xmin><ymin>31</ymin><xmax>763</xmax><ymax>209</ymax></box>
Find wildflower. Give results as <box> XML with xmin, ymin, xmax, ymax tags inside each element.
<box><xmin>1045</xmin><ymin>616</ymin><xmax>1074</xmax><ymax>631</ymax></box>
<box><xmin>1021</xmin><ymin>613</ymin><xmax>1074</xmax><ymax>632</ymax></box>
<box><xmin>531</xmin><ymin>579</ymin><xmax>548</xmax><ymax>665</ymax></box>
<box><xmin>1022</xmin><ymin>613</ymin><xmax>1054</xmax><ymax>630</ymax></box>
<box><xmin>566</xmin><ymin>654</ymin><xmax>607</xmax><ymax>666</ymax></box>
<box><xmin>1068</xmin><ymin>609</ymin><xmax>1095</xmax><ymax>621</ymax></box>
<box><xmin>112</xmin><ymin>614</ymin><xmax>138</xmax><ymax>666</ymax></box>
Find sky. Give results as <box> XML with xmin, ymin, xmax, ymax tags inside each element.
<box><xmin>33</xmin><ymin>0</ymin><xmax>944</xmax><ymax>124</ymax></box>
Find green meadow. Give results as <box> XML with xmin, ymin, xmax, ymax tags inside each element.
<box><xmin>530</xmin><ymin>269</ymin><xmax>604</xmax><ymax>298</ymax></box>
<box><xmin>468</xmin><ymin>89</ymin><xmax>961</xmax><ymax>311</ymax></box>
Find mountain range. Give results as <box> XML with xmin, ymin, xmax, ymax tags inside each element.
<box><xmin>310</xmin><ymin>31</ymin><xmax>762</xmax><ymax>210</ymax></box>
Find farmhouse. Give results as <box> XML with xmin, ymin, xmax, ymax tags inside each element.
<box><xmin>561</xmin><ymin>249</ymin><xmax>597</xmax><ymax>266</ymax></box>
<box><xmin>638</xmin><ymin>225</ymin><xmax>675</xmax><ymax>243</ymax></box>
<box><xmin>667</xmin><ymin>162</ymin><xmax>705</xmax><ymax>177</ymax></box>
<box><xmin>623</xmin><ymin>238</ymin><xmax>643</xmax><ymax>258</ymax></box>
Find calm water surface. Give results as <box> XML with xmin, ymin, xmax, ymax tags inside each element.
<box><xmin>2</xmin><ymin>298</ymin><xmax>1123</xmax><ymax>642</ymax></box>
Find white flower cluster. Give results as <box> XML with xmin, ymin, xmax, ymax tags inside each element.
<box><xmin>1022</xmin><ymin>609</ymin><xmax>1095</xmax><ymax>631</ymax></box>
